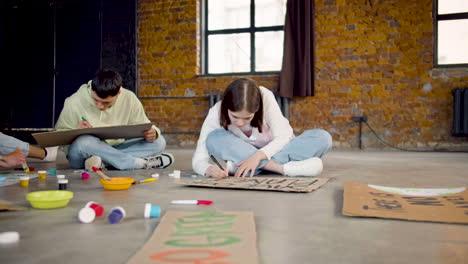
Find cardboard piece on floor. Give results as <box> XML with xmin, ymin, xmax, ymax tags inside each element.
<box><xmin>178</xmin><ymin>177</ymin><xmax>330</xmax><ymax>193</ymax></box>
<box><xmin>0</xmin><ymin>172</ymin><xmax>38</xmax><ymax>187</ymax></box>
<box><xmin>127</xmin><ymin>211</ymin><xmax>259</xmax><ymax>264</ymax></box>
<box><xmin>0</xmin><ymin>199</ymin><xmax>27</xmax><ymax>211</ymax></box>
<box><xmin>342</xmin><ymin>181</ymin><xmax>468</xmax><ymax>224</ymax></box>
<box><xmin>32</xmin><ymin>123</ymin><xmax>152</xmax><ymax>147</ymax></box>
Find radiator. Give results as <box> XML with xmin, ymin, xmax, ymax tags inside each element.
<box><xmin>452</xmin><ymin>88</ymin><xmax>468</xmax><ymax>137</ymax></box>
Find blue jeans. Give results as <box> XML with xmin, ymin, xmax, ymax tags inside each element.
<box><xmin>0</xmin><ymin>133</ymin><xmax>30</xmax><ymax>156</ymax></box>
<box><xmin>67</xmin><ymin>135</ymin><xmax>166</xmax><ymax>170</ymax></box>
<box><xmin>206</xmin><ymin>129</ymin><xmax>332</xmax><ymax>175</ymax></box>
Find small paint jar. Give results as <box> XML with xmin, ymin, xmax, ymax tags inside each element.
<box><xmin>38</xmin><ymin>170</ymin><xmax>47</xmax><ymax>180</ymax></box>
<box><xmin>108</xmin><ymin>206</ymin><xmax>126</xmax><ymax>224</ymax></box>
<box><xmin>173</xmin><ymin>170</ymin><xmax>181</xmax><ymax>178</ymax></box>
<box><xmin>144</xmin><ymin>203</ymin><xmax>161</xmax><ymax>218</ymax></box>
<box><xmin>85</xmin><ymin>201</ymin><xmax>104</xmax><ymax>217</ymax></box>
<box><xmin>56</xmin><ymin>175</ymin><xmax>65</xmax><ymax>180</ymax></box>
<box><xmin>49</xmin><ymin>168</ymin><xmax>56</xmax><ymax>176</ymax></box>
<box><xmin>58</xmin><ymin>179</ymin><xmax>68</xmax><ymax>190</ymax></box>
<box><xmin>19</xmin><ymin>176</ymin><xmax>30</xmax><ymax>187</ymax></box>
<box><xmin>81</xmin><ymin>171</ymin><xmax>90</xmax><ymax>180</ymax></box>
<box><xmin>78</xmin><ymin>207</ymin><xmax>95</xmax><ymax>224</ymax></box>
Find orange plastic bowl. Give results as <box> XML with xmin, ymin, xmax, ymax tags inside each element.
<box><xmin>100</xmin><ymin>177</ymin><xmax>134</xmax><ymax>191</ymax></box>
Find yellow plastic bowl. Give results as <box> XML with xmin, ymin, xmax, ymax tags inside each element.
<box><xmin>26</xmin><ymin>191</ymin><xmax>74</xmax><ymax>209</ymax></box>
<box><xmin>100</xmin><ymin>177</ymin><xmax>134</xmax><ymax>191</ymax></box>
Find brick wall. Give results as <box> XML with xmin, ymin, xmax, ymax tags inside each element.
<box><xmin>137</xmin><ymin>0</ymin><xmax>468</xmax><ymax>149</ymax></box>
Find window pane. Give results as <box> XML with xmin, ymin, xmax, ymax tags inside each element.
<box><xmin>438</xmin><ymin>0</ymin><xmax>468</xmax><ymax>14</ymax></box>
<box><xmin>437</xmin><ymin>20</ymin><xmax>468</xmax><ymax>64</ymax></box>
<box><xmin>255</xmin><ymin>31</ymin><xmax>284</xmax><ymax>71</ymax></box>
<box><xmin>208</xmin><ymin>0</ymin><xmax>250</xmax><ymax>30</ymax></box>
<box><xmin>255</xmin><ymin>0</ymin><xmax>287</xmax><ymax>27</ymax></box>
<box><xmin>208</xmin><ymin>33</ymin><xmax>251</xmax><ymax>73</ymax></box>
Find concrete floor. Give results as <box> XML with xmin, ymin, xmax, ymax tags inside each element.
<box><xmin>1</xmin><ymin>149</ymin><xmax>468</xmax><ymax>264</ymax></box>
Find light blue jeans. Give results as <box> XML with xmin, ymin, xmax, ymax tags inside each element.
<box><xmin>67</xmin><ymin>135</ymin><xmax>166</xmax><ymax>170</ymax></box>
<box><xmin>0</xmin><ymin>132</ymin><xmax>30</xmax><ymax>156</ymax></box>
<box><xmin>206</xmin><ymin>129</ymin><xmax>332</xmax><ymax>175</ymax></box>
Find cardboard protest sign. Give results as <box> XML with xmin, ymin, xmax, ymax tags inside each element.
<box><xmin>127</xmin><ymin>211</ymin><xmax>259</xmax><ymax>264</ymax></box>
<box><xmin>32</xmin><ymin>123</ymin><xmax>152</xmax><ymax>147</ymax></box>
<box><xmin>343</xmin><ymin>181</ymin><xmax>468</xmax><ymax>224</ymax></box>
<box><xmin>178</xmin><ymin>177</ymin><xmax>329</xmax><ymax>193</ymax></box>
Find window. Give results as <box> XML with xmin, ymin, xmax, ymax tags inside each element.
<box><xmin>202</xmin><ymin>0</ymin><xmax>287</xmax><ymax>75</ymax></box>
<box><xmin>434</xmin><ymin>0</ymin><xmax>468</xmax><ymax>67</ymax></box>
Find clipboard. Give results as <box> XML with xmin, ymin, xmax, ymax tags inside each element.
<box><xmin>32</xmin><ymin>123</ymin><xmax>153</xmax><ymax>147</ymax></box>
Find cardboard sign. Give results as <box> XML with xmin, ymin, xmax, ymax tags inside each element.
<box><xmin>32</xmin><ymin>123</ymin><xmax>152</xmax><ymax>147</ymax></box>
<box><xmin>127</xmin><ymin>211</ymin><xmax>259</xmax><ymax>264</ymax></box>
<box><xmin>0</xmin><ymin>199</ymin><xmax>27</xmax><ymax>211</ymax></box>
<box><xmin>178</xmin><ymin>177</ymin><xmax>330</xmax><ymax>193</ymax></box>
<box><xmin>343</xmin><ymin>181</ymin><xmax>468</xmax><ymax>224</ymax></box>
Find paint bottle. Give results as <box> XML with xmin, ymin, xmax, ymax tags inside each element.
<box><xmin>19</xmin><ymin>176</ymin><xmax>30</xmax><ymax>187</ymax></box>
<box><xmin>108</xmin><ymin>206</ymin><xmax>126</xmax><ymax>224</ymax></box>
<box><xmin>38</xmin><ymin>170</ymin><xmax>47</xmax><ymax>180</ymax></box>
<box><xmin>85</xmin><ymin>201</ymin><xmax>104</xmax><ymax>217</ymax></box>
<box><xmin>81</xmin><ymin>171</ymin><xmax>90</xmax><ymax>180</ymax></box>
<box><xmin>49</xmin><ymin>168</ymin><xmax>57</xmax><ymax>176</ymax></box>
<box><xmin>58</xmin><ymin>179</ymin><xmax>68</xmax><ymax>190</ymax></box>
<box><xmin>144</xmin><ymin>203</ymin><xmax>161</xmax><ymax>218</ymax></box>
<box><xmin>78</xmin><ymin>207</ymin><xmax>96</xmax><ymax>224</ymax></box>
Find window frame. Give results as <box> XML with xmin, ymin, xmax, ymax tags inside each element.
<box><xmin>433</xmin><ymin>0</ymin><xmax>468</xmax><ymax>68</ymax></box>
<box><xmin>200</xmin><ymin>0</ymin><xmax>285</xmax><ymax>76</ymax></box>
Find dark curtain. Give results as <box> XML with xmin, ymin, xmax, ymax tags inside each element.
<box><xmin>278</xmin><ymin>0</ymin><xmax>314</xmax><ymax>98</ymax></box>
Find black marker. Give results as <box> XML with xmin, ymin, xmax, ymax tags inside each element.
<box><xmin>210</xmin><ymin>155</ymin><xmax>224</xmax><ymax>170</ymax></box>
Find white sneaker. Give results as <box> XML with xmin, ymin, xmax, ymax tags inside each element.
<box><xmin>43</xmin><ymin>146</ymin><xmax>58</xmax><ymax>162</ymax></box>
<box><xmin>85</xmin><ymin>155</ymin><xmax>104</xmax><ymax>171</ymax></box>
<box><xmin>283</xmin><ymin>157</ymin><xmax>323</xmax><ymax>177</ymax></box>
<box><xmin>226</xmin><ymin>160</ymin><xmax>237</xmax><ymax>174</ymax></box>
<box><xmin>144</xmin><ymin>152</ymin><xmax>174</xmax><ymax>169</ymax></box>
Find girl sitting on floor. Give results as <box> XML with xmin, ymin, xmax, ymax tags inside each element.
<box><xmin>192</xmin><ymin>78</ymin><xmax>332</xmax><ymax>178</ymax></box>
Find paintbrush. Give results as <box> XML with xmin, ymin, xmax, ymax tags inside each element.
<box><xmin>22</xmin><ymin>163</ymin><xmax>30</xmax><ymax>173</ymax></box>
<box><xmin>91</xmin><ymin>166</ymin><xmax>112</xmax><ymax>181</ymax></box>
<box><xmin>132</xmin><ymin>178</ymin><xmax>157</xmax><ymax>184</ymax></box>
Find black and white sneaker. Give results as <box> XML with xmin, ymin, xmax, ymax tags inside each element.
<box><xmin>144</xmin><ymin>152</ymin><xmax>174</xmax><ymax>169</ymax></box>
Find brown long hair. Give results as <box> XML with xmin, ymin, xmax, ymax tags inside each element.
<box><xmin>220</xmin><ymin>78</ymin><xmax>263</xmax><ymax>132</ymax></box>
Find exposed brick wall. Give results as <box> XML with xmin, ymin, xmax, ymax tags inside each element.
<box><xmin>137</xmin><ymin>0</ymin><xmax>468</xmax><ymax>149</ymax></box>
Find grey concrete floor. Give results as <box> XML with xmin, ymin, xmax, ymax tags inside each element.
<box><xmin>1</xmin><ymin>149</ymin><xmax>468</xmax><ymax>264</ymax></box>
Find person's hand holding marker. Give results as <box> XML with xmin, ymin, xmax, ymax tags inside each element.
<box><xmin>206</xmin><ymin>155</ymin><xmax>228</xmax><ymax>179</ymax></box>
<box><xmin>78</xmin><ymin>116</ymin><xmax>92</xmax><ymax>129</ymax></box>
<box><xmin>206</xmin><ymin>165</ymin><xmax>229</xmax><ymax>179</ymax></box>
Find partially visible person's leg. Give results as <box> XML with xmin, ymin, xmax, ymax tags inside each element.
<box><xmin>0</xmin><ymin>133</ymin><xmax>57</xmax><ymax>162</ymax></box>
<box><xmin>266</xmin><ymin>129</ymin><xmax>332</xmax><ymax>177</ymax></box>
<box><xmin>271</xmin><ymin>129</ymin><xmax>332</xmax><ymax>164</ymax></box>
<box><xmin>67</xmin><ymin>135</ymin><xmax>139</xmax><ymax>170</ymax></box>
<box><xmin>206</xmin><ymin>129</ymin><xmax>267</xmax><ymax>175</ymax></box>
<box><xmin>114</xmin><ymin>135</ymin><xmax>166</xmax><ymax>157</ymax></box>
<box><xmin>115</xmin><ymin>135</ymin><xmax>173</xmax><ymax>169</ymax></box>
<box><xmin>0</xmin><ymin>133</ymin><xmax>29</xmax><ymax>156</ymax></box>
<box><xmin>28</xmin><ymin>145</ymin><xmax>46</xmax><ymax>159</ymax></box>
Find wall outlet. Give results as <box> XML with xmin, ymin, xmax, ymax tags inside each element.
<box><xmin>352</xmin><ymin>116</ymin><xmax>368</xmax><ymax>122</ymax></box>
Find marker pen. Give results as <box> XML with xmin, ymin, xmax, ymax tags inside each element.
<box><xmin>171</xmin><ymin>200</ymin><xmax>213</xmax><ymax>205</ymax></box>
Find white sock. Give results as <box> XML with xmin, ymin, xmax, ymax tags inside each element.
<box><xmin>134</xmin><ymin>158</ymin><xmax>146</xmax><ymax>169</ymax></box>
